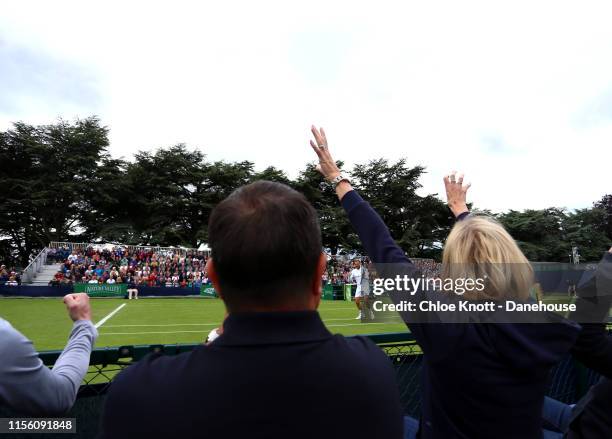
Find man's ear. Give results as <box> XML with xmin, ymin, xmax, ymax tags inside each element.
<box><xmin>206</xmin><ymin>258</ymin><xmax>224</xmax><ymax>300</ymax></box>
<box><xmin>311</xmin><ymin>253</ymin><xmax>327</xmax><ymax>299</ymax></box>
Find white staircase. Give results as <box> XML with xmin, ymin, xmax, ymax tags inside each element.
<box><xmin>29</xmin><ymin>263</ymin><xmax>64</xmax><ymax>286</ymax></box>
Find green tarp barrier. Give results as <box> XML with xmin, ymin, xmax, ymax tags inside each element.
<box><xmin>73</xmin><ymin>283</ymin><xmax>127</xmax><ymax>297</ymax></box>
<box><xmin>200</xmin><ymin>285</ymin><xmax>218</xmax><ymax>298</ymax></box>
<box><xmin>197</xmin><ymin>284</ymin><xmax>351</xmax><ymax>300</ymax></box>
<box><xmin>322</xmin><ymin>284</ymin><xmax>334</xmax><ymax>300</ymax></box>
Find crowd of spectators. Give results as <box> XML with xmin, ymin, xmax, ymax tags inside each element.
<box><xmin>5</xmin><ymin>247</ymin><xmax>441</xmax><ymax>289</ymax></box>
<box><xmin>324</xmin><ymin>257</ymin><xmax>367</xmax><ymax>284</ymax></box>
<box><xmin>323</xmin><ymin>256</ymin><xmax>440</xmax><ymax>285</ymax></box>
<box><xmin>411</xmin><ymin>258</ymin><xmax>442</xmax><ymax>278</ymax></box>
<box><xmin>0</xmin><ymin>265</ymin><xmax>21</xmax><ymax>286</ymax></box>
<box><xmin>49</xmin><ymin>246</ymin><xmax>210</xmax><ymax>289</ymax></box>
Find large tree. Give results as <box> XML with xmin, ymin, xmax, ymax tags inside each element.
<box><xmin>351</xmin><ymin>159</ymin><xmax>453</xmax><ymax>258</ymax></box>
<box><xmin>121</xmin><ymin>145</ymin><xmax>211</xmax><ymax>247</ymax></box>
<box><xmin>294</xmin><ymin>162</ymin><xmax>359</xmax><ymax>255</ymax></box>
<box><xmin>563</xmin><ymin>207</ymin><xmax>610</xmax><ymax>262</ymax></box>
<box><xmin>251</xmin><ymin>166</ymin><xmax>291</xmax><ymax>185</ymax></box>
<box><xmin>594</xmin><ymin>194</ymin><xmax>612</xmax><ymax>242</ymax></box>
<box><xmin>2</xmin><ymin>116</ymin><xmax>609</xmax><ymax>266</ymax></box>
<box><xmin>78</xmin><ymin>157</ymin><xmax>133</xmax><ymax>243</ymax></box>
<box><xmin>0</xmin><ymin>117</ymin><xmax>108</xmax><ymax>266</ymax></box>
<box><xmin>497</xmin><ymin>208</ymin><xmax>568</xmax><ymax>261</ymax></box>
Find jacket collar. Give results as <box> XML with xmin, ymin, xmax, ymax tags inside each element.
<box><xmin>214</xmin><ymin>311</ymin><xmax>332</xmax><ymax>346</ymax></box>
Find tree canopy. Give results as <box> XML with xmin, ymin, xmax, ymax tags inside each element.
<box><xmin>1</xmin><ymin>118</ymin><xmax>610</xmax><ymax>267</ymax></box>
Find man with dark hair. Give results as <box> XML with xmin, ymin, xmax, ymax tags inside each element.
<box><xmin>101</xmin><ymin>181</ymin><xmax>403</xmax><ymax>439</ymax></box>
<box><xmin>207</xmin><ymin>181</ymin><xmax>323</xmax><ymax>311</ymax></box>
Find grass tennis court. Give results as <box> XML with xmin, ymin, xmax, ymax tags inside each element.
<box><xmin>0</xmin><ymin>298</ymin><xmax>408</xmax><ymax>351</ymax></box>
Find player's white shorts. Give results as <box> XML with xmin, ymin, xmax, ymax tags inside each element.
<box><xmin>354</xmin><ymin>282</ymin><xmax>369</xmax><ymax>298</ymax></box>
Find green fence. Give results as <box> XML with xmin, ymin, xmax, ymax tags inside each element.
<box><xmin>36</xmin><ymin>330</ymin><xmax>609</xmax><ymax>407</ymax></box>
<box><xmin>323</xmin><ymin>284</ymin><xmax>349</xmax><ymax>300</ymax></box>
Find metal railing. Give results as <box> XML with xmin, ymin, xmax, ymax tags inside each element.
<box><xmin>48</xmin><ymin>241</ymin><xmax>210</xmax><ymax>257</ymax></box>
<box><xmin>37</xmin><ymin>331</ymin><xmax>607</xmax><ymax>417</ymax></box>
<box><xmin>20</xmin><ymin>248</ymin><xmax>49</xmax><ymax>284</ymax></box>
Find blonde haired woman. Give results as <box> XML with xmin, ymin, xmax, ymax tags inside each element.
<box><xmin>439</xmin><ymin>214</ymin><xmax>542</xmax><ymax>308</ymax></box>
<box><xmin>309</xmin><ymin>126</ymin><xmax>582</xmax><ymax>439</ymax></box>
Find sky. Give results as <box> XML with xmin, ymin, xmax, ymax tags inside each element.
<box><xmin>1</xmin><ymin>0</ymin><xmax>611</xmax><ymax>212</ymax></box>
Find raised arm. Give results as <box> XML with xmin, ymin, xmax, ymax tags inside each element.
<box><xmin>308</xmin><ymin>126</ymin><xmax>353</xmax><ymax>201</ymax></box>
<box><xmin>309</xmin><ymin>126</ymin><xmax>471</xmax><ymax>263</ymax></box>
<box><xmin>308</xmin><ymin>126</ymin><xmax>474</xmax><ymax>337</ymax></box>
<box><xmin>0</xmin><ymin>294</ymin><xmax>97</xmax><ymax>415</ymax></box>
<box><xmin>443</xmin><ymin>171</ymin><xmax>471</xmax><ymax>220</ymax></box>
<box><xmin>309</xmin><ymin>126</ymin><xmax>411</xmax><ymax>265</ymax></box>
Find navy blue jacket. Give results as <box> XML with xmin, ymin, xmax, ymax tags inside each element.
<box><xmin>566</xmin><ymin>252</ymin><xmax>612</xmax><ymax>438</ymax></box>
<box><xmin>570</xmin><ymin>251</ymin><xmax>612</xmax><ymax>378</ymax></box>
<box><xmin>100</xmin><ymin>311</ymin><xmax>403</xmax><ymax>439</ymax></box>
<box><xmin>341</xmin><ymin>189</ymin><xmax>581</xmax><ymax>439</ymax></box>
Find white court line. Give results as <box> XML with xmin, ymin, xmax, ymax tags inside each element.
<box><xmin>318</xmin><ymin>318</ymin><xmax>360</xmax><ymax>321</ymax></box>
<box><xmin>105</xmin><ymin>323</ymin><xmax>219</xmax><ymax>328</ymax></box>
<box><xmin>101</xmin><ymin>330</ymin><xmax>207</xmax><ymax>335</ymax></box>
<box><xmin>104</xmin><ymin>317</ymin><xmax>359</xmax><ymax>328</ymax></box>
<box><xmin>323</xmin><ymin>307</ymin><xmax>359</xmax><ymax>310</ymax></box>
<box><xmin>95</xmin><ymin>304</ymin><xmax>127</xmax><ymax>329</ymax></box>
<box><xmin>99</xmin><ymin>322</ymin><xmax>392</xmax><ymax>336</ymax></box>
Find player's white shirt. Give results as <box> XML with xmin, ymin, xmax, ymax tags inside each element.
<box><xmin>361</xmin><ymin>267</ymin><xmax>370</xmax><ymax>295</ymax></box>
<box><xmin>350</xmin><ymin>268</ymin><xmax>362</xmax><ymax>295</ymax></box>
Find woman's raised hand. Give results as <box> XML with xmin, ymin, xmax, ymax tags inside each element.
<box><xmin>309</xmin><ymin>125</ymin><xmax>341</xmax><ymax>181</ymax></box>
<box><xmin>443</xmin><ymin>171</ymin><xmax>471</xmax><ymax>217</ymax></box>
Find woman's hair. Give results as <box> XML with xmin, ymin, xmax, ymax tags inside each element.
<box><xmin>441</xmin><ymin>215</ymin><xmax>533</xmax><ymax>301</ymax></box>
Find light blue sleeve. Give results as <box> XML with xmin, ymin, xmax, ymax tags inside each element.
<box><xmin>0</xmin><ymin>318</ymin><xmax>97</xmax><ymax>415</ymax></box>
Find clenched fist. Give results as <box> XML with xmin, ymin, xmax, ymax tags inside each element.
<box><xmin>63</xmin><ymin>293</ymin><xmax>93</xmax><ymax>322</ymax></box>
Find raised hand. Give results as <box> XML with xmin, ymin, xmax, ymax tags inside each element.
<box><xmin>63</xmin><ymin>293</ymin><xmax>92</xmax><ymax>322</ymax></box>
<box><xmin>443</xmin><ymin>171</ymin><xmax>471</xmax><ymax>217</ymax></box>
<box><xmin>309</xmin><ymin>125</ymin><xmax>341</xmax><ymax>181</ymax></box>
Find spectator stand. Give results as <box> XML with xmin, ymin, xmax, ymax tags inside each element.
<box><xmin>322</xmin><ymin>256</ymin><xmax>441</xmax><ymax>301</ymax></box>
<box><xmin>40</xmin><ymin>242</ymin><xmax>212</xmax><ymax>297</ymax></box>
<box><xmin>4</xmin><ymin>246</ymin><xmax>443</xmax><ymax>300</ymax></box>
<box><xmin>19</xmin><ymin>247</ymin><xmax>49</xmax><ymax>284</ymax></box>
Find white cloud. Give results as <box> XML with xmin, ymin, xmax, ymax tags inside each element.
<box><xmin>1</xmin><ymin>0</ymin><xmax>611</xmax><ymax>211</ymax></box>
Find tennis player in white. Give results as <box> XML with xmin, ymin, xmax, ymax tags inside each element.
<box><xmin>349</xmin><ymin>259</ymin><xmax>373</xmax><ymax>319</ymax></box>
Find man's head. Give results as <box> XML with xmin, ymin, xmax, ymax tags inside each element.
<box><xmin>352</xmin><ymin>259</ymin><xmax>361</xmax><ymax>269</ymax></box>
<box><xmin>207</xmin><ymin>181</ymin><xmax>325</xmax><ymax>312</ymax></box>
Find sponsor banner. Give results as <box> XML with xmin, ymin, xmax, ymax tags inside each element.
<box><xmin>322</xmin><ymin>284</ymin><xmax>334</xmax><ymax>300</ymax></box>
<box><xmin>73</xmin><ymin>283</ymin><xmax>127</xmax><ymax>297</ymax></box>
<box><xmin>200</xmin><ymin>285</ymin><xmax>218</xmax><ymax>298</ymax></box>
